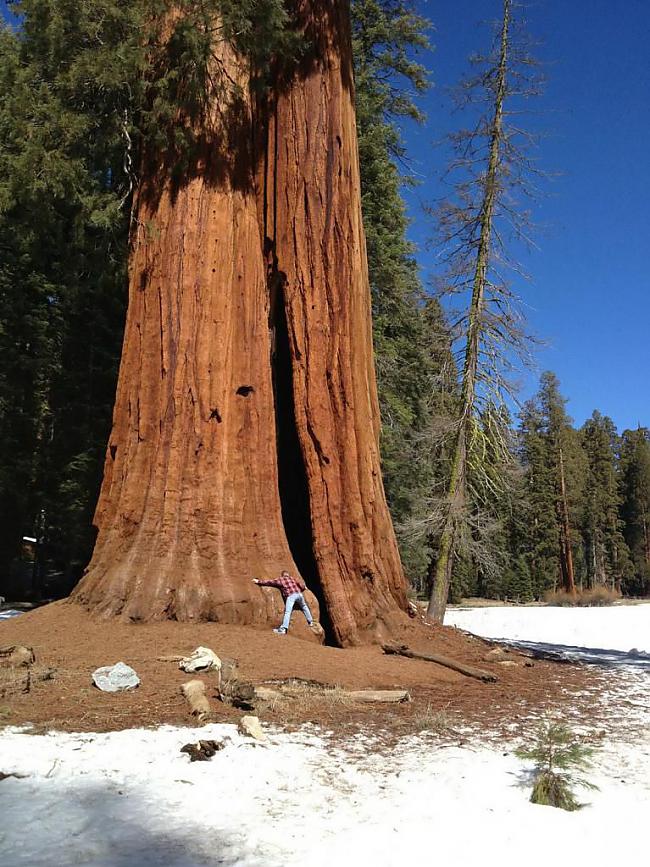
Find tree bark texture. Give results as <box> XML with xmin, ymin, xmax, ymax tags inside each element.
<box><xmin>72</xmin><ymin>1</ymin><xmax>408</xmax><ymax>646</ymax></box>
<box><xmin>261</xmin><ymin>0</ymin><xmax>408</xmax><ymax>645</ymax></box>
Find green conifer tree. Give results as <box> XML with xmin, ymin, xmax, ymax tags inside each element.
<box><xmin>580</xmin><ymin>411</ymin><xmax>632</xmax><ymax>591</ymax></box>
<box><xmin>619</xmin><ymin>427</ymin><xmax>650</xmax><ymax>595</ymax></box>
<box><xmin>351</xmin><ymin>0</ymin><xmax>457</xmax><ymax>585</ymax></box>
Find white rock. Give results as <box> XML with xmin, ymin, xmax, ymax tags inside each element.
<box><xmin>92</xmin><ymin>662</ymin><xmax>140</xmax><ymax>692</ymax></box>
<box><xmin>238</xmin><ymin>715</ymin><xmax>266</xmax><ymax>741</ymax></box>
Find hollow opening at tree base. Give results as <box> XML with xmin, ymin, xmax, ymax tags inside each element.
<box><xmin>270</xmin><ymin>269</ymin><xmax>335</xmax><ymax>645</ymax></box>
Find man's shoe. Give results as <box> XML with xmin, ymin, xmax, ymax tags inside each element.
<box><xmin>273</xmin><ymin>627</ymin><xmax>287</xmax><ymax>635</ymax></box>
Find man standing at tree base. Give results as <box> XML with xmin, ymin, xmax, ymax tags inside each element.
<box><xmin>253</xmin><ymin>571</ymin><xmax>319</xmax><ymax>635</ymax></box>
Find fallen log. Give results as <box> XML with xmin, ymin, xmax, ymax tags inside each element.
<box><xmin>255</xmin><ymin>684</ymin><xmax>410</xmax><ymax>703</ymax></box>
<box><xmin>254</xmin><ymin>686</ymin><xmax>284</xmax><ymax>702</ymax></box>
<box><xmin>382</xmin><ymin>643</ymin><xmax>497</xmax><ymax>683</ymax></box>
<box><xmin>342</xmin><ymin>689</ymin><xmax>410</xmax><ymax>703</ymax></box>
<box><xmin>181</xmin><ymin>680</ymin><xmax>211</xmax><ymax>721</ymax></box>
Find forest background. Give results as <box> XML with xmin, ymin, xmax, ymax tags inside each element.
<box><xmin>0</xmin><ymin>0</ymin><xmax>648</xmax><ymax>605</ymax></box>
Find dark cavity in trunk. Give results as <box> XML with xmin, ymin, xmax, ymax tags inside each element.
<box><xmin>269</xmin><ymin>265</ymin><xmax>333</xmax><ymax>643</ymax></box>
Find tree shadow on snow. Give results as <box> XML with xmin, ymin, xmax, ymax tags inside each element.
<box><xmin>495</xmin><ymin>638</ymin><xmax>650</xmax><ymax>670</ymax></box>
<box><xmin>0</xmin><ymin>776</ymin><xmax>269</xmax><ymax>867</ymax></box>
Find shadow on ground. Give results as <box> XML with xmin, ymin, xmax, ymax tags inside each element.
<box><xmin>494</xmin><ymin>639</ymin><xmax>650</xmax><ymax>669</ymax></box>
<box><xmin>0</xmin><ymin>776</ymin><xmax>263</xmax><ymax>867</ymax></box>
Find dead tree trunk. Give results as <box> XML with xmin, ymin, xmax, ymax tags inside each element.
<box><xmin>72</xmin><ymin>2</ymin><xmax>408</xmax><ymax>645</ymax></box>
<box><xmin>557</xmin><ymin>446</ymin><xmax>576</xmax><ymax>595</ymax></box>
<box><xmin>427</xmin><ymin>0</ymin><xmax>511</xmax><ymax>624</ymax></box>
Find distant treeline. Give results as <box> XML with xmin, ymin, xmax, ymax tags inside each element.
<box><xmin>451</xmin><ymin>373</ymin><xmax>650</xmax><ymax>602</ymax></box>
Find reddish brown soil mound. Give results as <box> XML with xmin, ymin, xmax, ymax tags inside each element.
<box><xmin>0</xmin><ymin>601</ymin><xmax>606</xmax><ymax>735</ymax></box>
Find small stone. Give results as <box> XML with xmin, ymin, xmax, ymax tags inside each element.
<box><xmin>485</xmin><ymin>647</ymin><xmax>507</xmax><ymax>661</ymax></box>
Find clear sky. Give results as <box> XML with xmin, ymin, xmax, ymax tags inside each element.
<box><xmin>1</xmin><ymin>0</ymin><xmax>647</xmax><ymax>431</ymax></box>
<box><xmin>403</xmin><ymin>0</ymin><xmax>649</xmax><ymax>432</ymax></box>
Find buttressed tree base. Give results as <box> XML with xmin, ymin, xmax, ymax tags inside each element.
<box><xmin>72</xmin><ymin>0</ymin><xmax>409</xmax><ymax>647</ymax></box>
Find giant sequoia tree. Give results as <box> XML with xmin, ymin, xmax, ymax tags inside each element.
<box><xmin>71</xmin><ymin>1</ymin><xmax>409</xmax><ymax>646</ymax></box>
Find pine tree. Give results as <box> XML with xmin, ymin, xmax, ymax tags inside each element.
<box><xmin>518</xmin><ymin>373</ymin><xmax>588</xmax><ymax>598</ymax></box>
<box><xmin>619</xmin><ymin>427</ymin><xmax>650</xmax><ymax>595</ymax></box>
<box><xmin>519</xmin><ymin>397</ymin><xmax>561</xmax><ymax>597</ymax></box>
<box><xmin>580</xmin><ymin>411</ymin><xmax>632</xmax><ymax>591</ymax></box>
<box><xmin>538</xmin><ymin>372</ymin><xmax>586</xmax><ymax>595</ymax></box>
<box><xmin>517</xmin><ymin>721</ymin><xmax>598</xmax><ymax>811</ymax></box>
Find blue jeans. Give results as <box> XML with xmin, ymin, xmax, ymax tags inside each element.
<box><xmin>281</xmin><ymin>593</ymin><xmax>313</xmax><ymax>630</ymax></box>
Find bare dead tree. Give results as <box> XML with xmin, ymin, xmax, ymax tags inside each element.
<box><xmin>426</xmin><ymin>0</ymin><xmax>545</xmax><ymax>622</ymax></box>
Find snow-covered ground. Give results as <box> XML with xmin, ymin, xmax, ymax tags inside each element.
<box><xmin>447</xmin><ymin>602</ymin><xmax>650</xmax><ymax>660</ymax></box>
<box><xmin>1</xmin><ymin>604</ymin><xmax>649</xmax><ymax>867</ymax></box>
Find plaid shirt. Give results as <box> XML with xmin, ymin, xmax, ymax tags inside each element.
<box><xmin>257</xmin><ymin>574</ymin><xmax>305</xmax><ymax>600</ymax></box>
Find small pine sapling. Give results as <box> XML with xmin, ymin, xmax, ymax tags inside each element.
<box><xmin>516</xmin><ymin>721</ymin><xmax>598</xmax><ymax>811</ymax></box>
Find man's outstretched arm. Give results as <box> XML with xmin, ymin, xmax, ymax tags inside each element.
<box><xmin>253</xmin><ymin>577</ymin><xmax>282</xmax><ymax>588</ymax></box>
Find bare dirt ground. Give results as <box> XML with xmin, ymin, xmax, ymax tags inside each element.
<box><xmin>0</xmin><ymin>600</ymin><xmax>617</xmax><ymax>737</ymax></box>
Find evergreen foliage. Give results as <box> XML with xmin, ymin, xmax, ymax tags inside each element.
<box><xmin>351</xmin><ymin>0</ymin><xmax>457</xmax><ymax>583</ymax></box>
<box><xmin>517</xmin><ymin>721</ymin><xmax>598</xmax><ymax>811</ymax></box>
<box><xmin>619</xmin><ymin>427</ymin><xmax>650</xmax><ymax>595</ymax></box>
<box><xmin>518</xmin><ymin>397</ymin><xmax>560</xmax><ymax>597</ymax></box>
<box><xmin>0</xmin><ymin>10</ymin><xmax>128</xmax><ymax>591</ymax></box>
<box><xmin>580</xmin><ymin>411</ymin><xmax>632</xmax><ymax>590</ymax></box>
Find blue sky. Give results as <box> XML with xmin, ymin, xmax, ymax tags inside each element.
<box><xmin>402</xmin><ymin>0</ymin><xmax>649</xmax><ymax>431</ymax></box>
<box><xmin>1</xmin><ymin>0</ymin><xmax>647</xmax><ymax>431</ymax></box>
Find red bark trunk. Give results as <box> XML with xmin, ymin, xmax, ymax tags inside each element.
<box><xmin>72</xmin><ymin>1</ymin><xmax>408</xmax><ymax>645</ymax></box>
<box><xmin>262</xmin><ymin>1</ymin><xmax>408</xmax><ymax>645</ymax></box>
<box><xmin>72</xmin><ymin>36</ymin><xmax>301</xmax><ymax>626</ymax></box>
